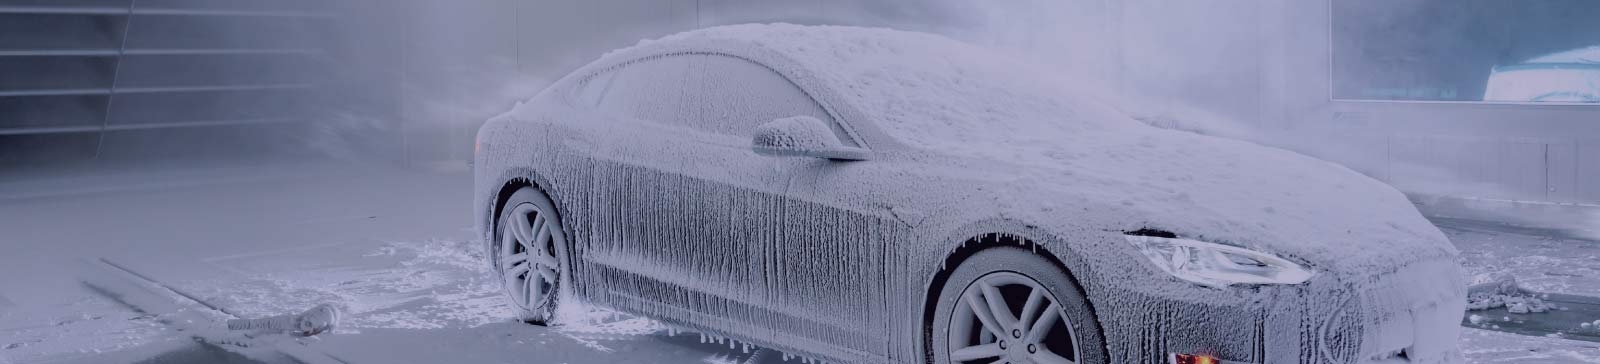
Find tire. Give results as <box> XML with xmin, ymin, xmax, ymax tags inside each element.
<box><xmin>930</xmin><ymin>247</ymin><xmax>1108</xmax><ymax>364</ymax></box>
<box><xmin>492</xmin><ymin>187</ymin><xmax>569</xmax><ymax>325</ymax></box>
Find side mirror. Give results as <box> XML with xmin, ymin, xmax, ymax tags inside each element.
<box><xmin>751</xmin><ymin>116</ymin><xmax>870</xmax><ymax>161</ymax></box>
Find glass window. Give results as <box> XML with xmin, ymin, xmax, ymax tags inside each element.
<box><xmin>680</xmin><ymin>55</ymin><xmax>838</xmax><ymax>138</ymax></box>
<box><xmin>1333</xmin><ymin>0</ymin><xmax>1600</xmax><ymax>103</ymax></box>
<box><xmin>594</xmin><ymin>56</ymin><xmax>692</xmax><ymax>124</ymax></box>
<box><xmin>579</xmin><ymin>54</ymin><xmax>847</xmax><ymax>142</ymax></box>
<box><xmin>572</xmin><ymin>68</ymin><xmax>616</xmax><ymax>108</ymax></box>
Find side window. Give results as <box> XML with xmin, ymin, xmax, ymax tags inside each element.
<box><xmin>572</xmin><ymin>69</ymin><xmax>616</xmax><ymax>108</ymax></box>
<box><xmin>682</xmin><ymin>55</ymin><xmax>838</xmax><ymax>139</ymax></box>
<box><xmin>578</xmin><ymin>54</ymin><xmax>850</xmax><ymax>145</ymax></box>
<box><xmin>593</xmin><ymin>56</ymin><xmax>692</xmax><ymax>125</ymax></box>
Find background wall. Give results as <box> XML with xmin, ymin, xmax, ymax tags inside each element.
<box><xmin>5</xmin><ymin>0</ymin><xmax>1594</xmax><ymax>207</ymax></box>
<box><xmin>1267</xmin><ymin>1</ymin><xmax>1600</xmax><ymax>206</ymax></box>
<box><xmin>0</xmin><ymin>0</ymin><xmax>338</xmax><ymax>164</ymax></box>
<box><xmin>369</xmin><ymin>0</ymin><xmax>1117</xmax><ymax>164</ymax></box>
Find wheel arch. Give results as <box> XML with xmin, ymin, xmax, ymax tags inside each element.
<box><xmin>485</xmin><ymin>167</ymin><xmax>563</xmax><ymax>249</ymax></box>
<box><xmin>486</xmin><ymin>168</ymin><xmax>575</xmax><ymax>324</ymax></box>
<box><xmin>917</xmin><ymin>221</ymin><xmax>1105</xmax><ymax>363</ymax></box>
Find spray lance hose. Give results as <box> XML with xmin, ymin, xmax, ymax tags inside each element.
<box><xmin>226</xmin><ymin>304</ymin><xmax>342</xmax><ymax>337</ymax></box>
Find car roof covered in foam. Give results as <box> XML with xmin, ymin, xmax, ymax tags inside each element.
<box><xmin>623</xmin><ymin>23</ymin><xmax>1139</xmax><ymax>152</ymax></box>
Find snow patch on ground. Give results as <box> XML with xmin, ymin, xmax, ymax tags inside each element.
<box><xmin>1468</xmin><ymin>292</ymin><xmax>1555</xmax><ymax>314</ymax></box>
<box><xmin>553</xmin><ymin>304</ymin><xmax>667</xmax><ymax>351</ymax></box>
<box><xmin>191</xmin><ymin>238</ymin><xmax>515</xmax><ymax>332</ymax></box>
<box><xmin>1466</xmin><ymin>277</ymin><xmax>1557</xmax><ymax>313</ymax></box>
<box><xmin>190</xmin><ymin>236</ymin><xmax>671</xmax><ymax>354</ymax></box>
<box><xmin>0</xmin><ymin>296</ymin><xmax>169</xmax><ymax>363</ymax></box>
<box><xmin>1460</xmin><ymin>328</ymin><xmax>1600</xmax><ymax>363</ymax></box>
<box><xmin>1444</xmin><ymin>216</ymin><xmax>1600</xmax><ymax>362</ymax></box>
<box><xmin>1445</xmin><ymin>217</ymin><xmax>1600</xmax><ymax>299</ymax></box>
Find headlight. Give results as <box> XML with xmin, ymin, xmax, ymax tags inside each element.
<box><xmin>1124</xmin><ymin>233</ymin><xmax>1313</xmax><ymax>288</ymax></box>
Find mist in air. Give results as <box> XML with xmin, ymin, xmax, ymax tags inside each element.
<box><xmin>1</xmin><ymin>1</ymin><xmax>1597</xmax><ymax>363</ymax></box>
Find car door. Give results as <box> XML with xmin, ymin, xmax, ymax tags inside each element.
<box><xmin>552</xmin><ymin>54</ymin><xmax>833</xmax><ymax>330</ymax></box>
<box><xmin>696</xmin><ymin>66</ymin><xmax>904</xmax><ymax>357</ymax></box>
<box><xmin>777</xmin><ymin>155</ymin><xmax>937</xmax><ymax>358</ymax></box>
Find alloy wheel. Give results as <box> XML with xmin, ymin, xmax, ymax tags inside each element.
<box><xmin>948</xmin><ymin>271</ymin><xmax>1082</xmax><ymax>364</ymax></box>
<box><xmin>499</xmin><ymin>203</ymin><xmax>561</xmax><ymax>311</ymax></box>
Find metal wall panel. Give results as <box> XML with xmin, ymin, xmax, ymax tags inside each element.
<box><xmin>1496</xmin><ymin>141</ymin><xmax>1548</xmax><ymax>201</ymax></box>
<box><xmin>1579</xmin><ymin>142</ymin><xmax>1600</xmax><ymax>203</ymax></box>
<box><xmin>0</xmin><ymin>0</ymin><xmax>335</xmax><ymax>163</ymax></box>
<box><xmin>1546</xmin><ymin>142</ymin><xmax>1577</xmax><ymax>202</ymax></box>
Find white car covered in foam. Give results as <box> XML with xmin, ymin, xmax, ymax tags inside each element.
<box><xmin>473</xmin><ymin>24</ymin><xmax>1466</xmax><ymax>364</ymax></box>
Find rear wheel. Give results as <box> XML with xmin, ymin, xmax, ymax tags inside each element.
<box><xmin>493</xmin><ymin>187</ymin><xmax>568</xmax><ymax>325</ymax></box>
<box><xmin>931</xmin><ymin>247</ymin><xmax>1107</xmax><ymax>364</ymax></box>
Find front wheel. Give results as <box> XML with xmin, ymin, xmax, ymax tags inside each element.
<box><xmin>492</xmin><ymin>187</ymin><xmax>569</xmax><ymax>325</ymax></box>
<box><xmin>931</xmin><ymin>247</ymin><xmax>1108</xmax><ymax>364</ymax></box>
